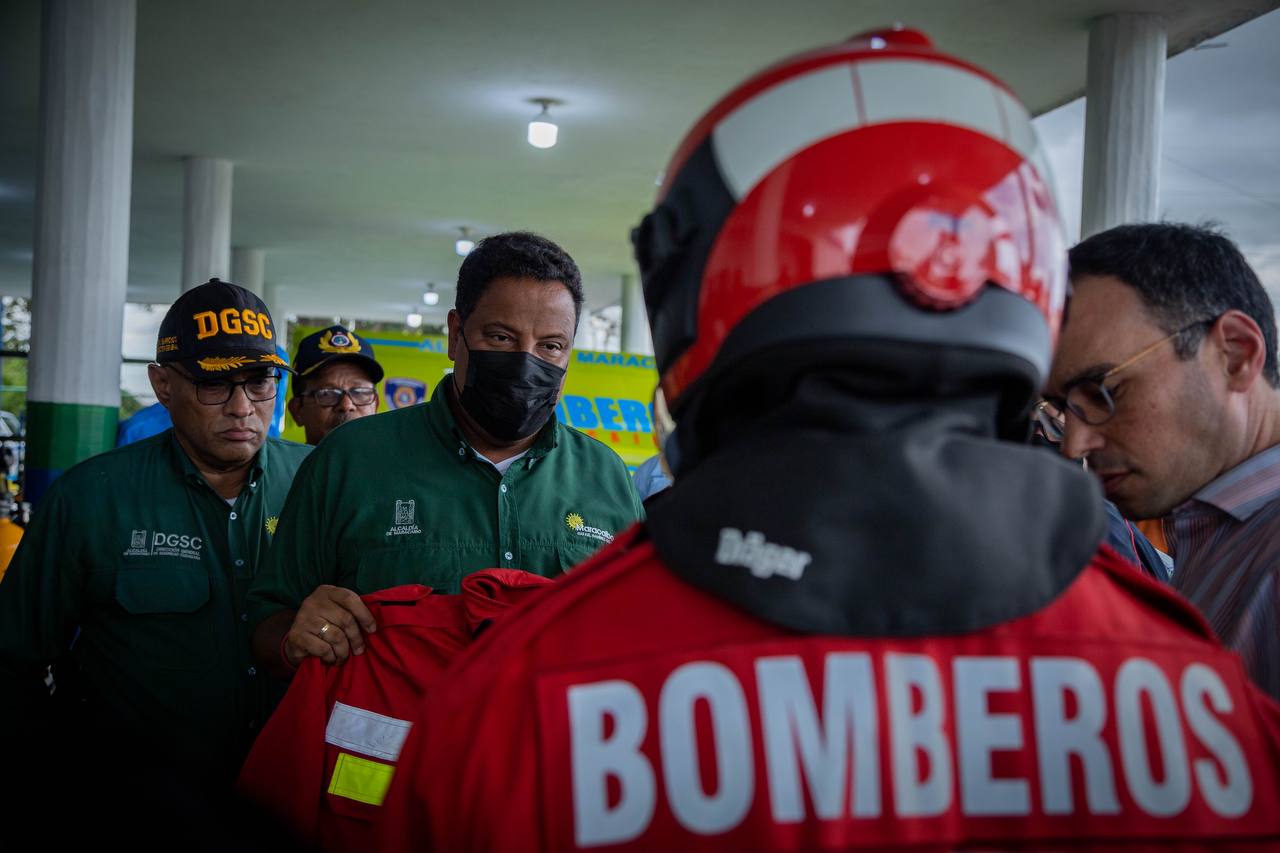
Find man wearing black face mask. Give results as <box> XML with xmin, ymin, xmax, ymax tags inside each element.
<box><xmin>246</xmin><ymin>232</ymin><xmax>644</xmax><ymax>680</ymax></box>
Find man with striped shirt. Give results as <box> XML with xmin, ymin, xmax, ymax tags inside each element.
<box><xmin>1049</xmin><ymin>223</ymin><xmax>1280</xmax><ymax>697</ymax></box>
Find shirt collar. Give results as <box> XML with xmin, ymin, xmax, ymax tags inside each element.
<box><xmin>1182</xmin><ymin>443</ymin><xmax>1280</xmax><ymax>522</ymax></box>
<box><xmin>426</xmin><ymin>378</ymin><xmax>561</xmax><ymax>467</ymax></box>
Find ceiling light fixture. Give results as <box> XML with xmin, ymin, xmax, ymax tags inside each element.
<box><xmin>423</xmin><ymin>283</ymin><xmax>440</xmax><ymax>306</ymax></box>
<box><xmin>406</xmin><ymin>311</ymin><xmax>423</xmax><ymax>329</ymax></box>
<box><xmin>527</xmin><ymin>97</ymin><xmax>563</xmax><ymax>149</ymax></box>
<box><xmin>455</xmin><ymin>226</ymin><xmax>475</xmax><ymax>257</ymax></box>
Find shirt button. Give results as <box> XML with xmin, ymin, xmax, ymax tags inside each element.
<box><xmin>247</xmin><ymin>667</ymin><xmax>257</xmax><ymax>676</ymax></box>
<box><xmin>229</xmin><ymin>511</ymin><xmax>238</xmax><ymax>520</ymax></box>
<box><xmin>241</xmin><ymin>613</ymin><xmax>248</xmax><ymax>622</ymax></box>
<box><xmin>458</xmin><ymin>447</ymin><xmax>466</xmax><ymax>457</ymax></box>
<box><xmin>235</xmin><ymin>559</ymin><xmax>245</xmax><ymax>567</ymax></box>
<box><xmin>250</xmin><ymin>481</ymin><xmax>257</xmax><ymax>488</ymax></box>
<box><xmin>500</xmin><ymin>484</ymin><xmax>508</xmax><ymax>494</ymax></box>
<box><xmin>504</xmin><ymin>551</ymin><xmax>513</xmax><ymax>561</ymax></box>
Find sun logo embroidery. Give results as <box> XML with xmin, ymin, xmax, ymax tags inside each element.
<box><xmin>565</xmin><ymin>511</ymin><xmax>613</xmax><ymax>545</ymax></box>
<box><xmin>265</xmin><ymin>516</ymin><xmax>279</xmax><ymax>536</ymax></box>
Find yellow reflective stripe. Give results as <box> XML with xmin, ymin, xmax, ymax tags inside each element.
<box><xmin>327</xmin><ymin>751</ymin><xmax>395</xmax><ymax>806</ymax></box>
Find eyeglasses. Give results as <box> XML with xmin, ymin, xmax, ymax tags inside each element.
<box><xmin>165</xmin><ymin>365</ymin><xmax>281</xmax><ymax>406</ymax></box>
<box><xmin>1033</xmin><ymin>399</ymin><xmax>1065</xmax><ymax>444</ymax></box>
<box><xmin>302</xmin><ymin>386</ymin><xmax>377</xmax><ymax>408</ymax></box>
<box><xmin>1045</xmin><ymin>318</ymin><xmax>1214</xmax><ymax>429</ymax></box>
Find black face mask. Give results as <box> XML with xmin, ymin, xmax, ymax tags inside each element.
<box><xmin>455</xmin><ymin>335</ymin><xmax>566</xmax><ymax>442</ymax></box>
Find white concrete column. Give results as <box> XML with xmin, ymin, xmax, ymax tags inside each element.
<box><xmin>28</xmin><ymin>0</ymin><xmax>136</xmax><ymax>495</ymax></box>
<box><xmin>619</xmin><ymin>272</ymin><xmax>653</xmax><ymax>354</ymax></box>
<box><xmin>263</xmin><ymin>281</ymin><xmax>284</xmax><ymax>318</ymax></box>
<box><xmin>263</xmin><ymin>281</ymin><xmax>290</xmax><ymax>349</ymax></box>
<box><xmin>181</xmin><ymin>156</ymin><xmax>233</xmax><ymax>290</ymax></box>
<box><xmin>574</xmin><ymin>307</ymin><xmax>597</xmax><ymax>351</ymax></box>
<box><xmin>1080</xmin><ymin>14</ymin><xmax>1166</xmax><ymax>238</ymax></box>
<box><xmin>232</xmin><ymin>247</ymin><xmax>265</xmax><ymax>297</ymax></box>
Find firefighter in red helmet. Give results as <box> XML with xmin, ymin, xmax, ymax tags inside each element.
<box><xmin>377</xmin><ymin>28</ymin><xmax>1280</xmax><ymax>851</ymax></box>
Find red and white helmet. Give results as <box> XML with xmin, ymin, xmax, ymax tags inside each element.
<box><xmin>633</xmin><ymin>27</ymin><xmax>1067</xmax><ymax>467</ymax></box>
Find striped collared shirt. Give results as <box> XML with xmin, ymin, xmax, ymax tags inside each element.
<box><xmin>1166</xmin><ymin>443</ymin><xmax>1280</xmax><ymax>698</ymax></box>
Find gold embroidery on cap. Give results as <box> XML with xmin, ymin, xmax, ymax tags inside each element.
<box><xmin>194</xmin><ymin>311</ymin><xmax>219</xmax><ymax>340</ymax></box>
<box><xmin>318</xmin><ymin>329</ymin><xmax>362</xmax><ymax>354</ymax></box>
<box><xmin>193</xmin><ymin>309</ymin><xmax>273</xmax><ymax>341</ymax></box>
<box><xmin>196</xmin><ymin>356</ymin><xmax>252</xmax><ymax>372</ymax></box>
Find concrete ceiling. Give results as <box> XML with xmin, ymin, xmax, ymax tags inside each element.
<box><xmin>0</xmin><ymin>0</ymin><xmax>1275</xmax><ymax>326</ymax></box>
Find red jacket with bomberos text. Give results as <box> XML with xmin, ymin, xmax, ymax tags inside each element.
<box><xmin>377</xmin><ymin>527</ymin><xmax>1280</xmax><ymax>852</ymax></box>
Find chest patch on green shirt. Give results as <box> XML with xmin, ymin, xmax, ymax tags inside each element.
<box><xmin>123</xmin><ymin>528</ymin><xmax>206</xmax><ymax>561</ymax></box>
<box><xmin>565</xmin><ymin>511</ymin><xmax>615</xmax><ymax>546</ymax></box>
<box><xmin>386</xmin><ymin>499</ymin><xmax>423</xmax><ymax>536</ymax></box>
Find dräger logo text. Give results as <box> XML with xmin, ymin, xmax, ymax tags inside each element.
<box><xmin>715</xmin><ymin>527</ymin><xmax>811</xmax><ymax>580</ymax></box>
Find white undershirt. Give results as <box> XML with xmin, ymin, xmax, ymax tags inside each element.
<box><xmin>477</xmin><ymin>449</ymin><xmax>529</xmax><ymax>476</ymax></box>
<box><xmin>224</xmin><ymin>496</ymin><xmax>237</xmax><ymax>507</ymax></box>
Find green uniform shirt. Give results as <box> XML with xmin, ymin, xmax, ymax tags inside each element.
<box><xmin>0</xmin><ymin>430</ymin><xmax>309</xmax><ymax>778</ymax></box>
<box><xmin>246</xmin><ymin>382</ymin><xmax>644</xmax><ymax>628</ymax></box>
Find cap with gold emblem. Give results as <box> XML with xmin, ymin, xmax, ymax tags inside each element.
<box><xmin>292</xmin><ymin>324</ymin><xmax>384</xmax><ymax>384</ymax></box>
<box><xmin>156</xmin><ymin>278</ymin><xmax>289</xmax><ymax>378</ymax></box>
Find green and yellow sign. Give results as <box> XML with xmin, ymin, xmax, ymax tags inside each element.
<box><xmin>283</xmin><ymin>328</ymin><xmax>661</xmax><ymax>468</ymax></box>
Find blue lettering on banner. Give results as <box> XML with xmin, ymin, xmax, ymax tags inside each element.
<box><xmin>595</xmin><ymin>397</ymin><xmax>623</xmax><ymax>430</ymax></box>
<box><xmin>562</xmin><ymin>395</ymin><xmax>599</xmax><ymax>429</ymax></box>
<box><xmin>574</xmin><ymin>352</ymin><xmax>657</xmax><ymax>370</ymax></box>
<box><xmin>364</xmin><ymin>336</ymin><xmax>447</xmax><ymax>354</ymax></box>
<box><xmin>617</xmin><ymin>399</ymin><xmax>652</xmax><ymax>433</ymax></box>
<box><xmin>556</xmin><ymin>395</ymin><xmax>654</xmax><ymax>434</ymax></box>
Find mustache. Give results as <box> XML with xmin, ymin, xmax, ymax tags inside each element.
<box><xmin>1083</xmin><ymin>450</ymin><xmax>1126</xmax><ymax>473</ymax></box>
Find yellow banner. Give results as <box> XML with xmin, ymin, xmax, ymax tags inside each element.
<box><xmin>283</xmin><ymin>327</ymin><xmax>661</xmax><ymax>468</ymax></box>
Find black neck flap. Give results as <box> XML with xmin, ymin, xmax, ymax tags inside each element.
<box><xmin>646</xmin><ymin>387</ymin><xmax>1107</xmax><ymax>637</ymax></box>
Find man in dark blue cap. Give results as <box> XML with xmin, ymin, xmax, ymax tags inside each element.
<box><xmin>287</xmin><ymin>325</ymin><xmax>384</xmax><ymax>445</ymax></box>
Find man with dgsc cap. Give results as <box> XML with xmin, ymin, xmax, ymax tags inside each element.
<box><xmin>0</xmin><ymin>278</ymin><xmax>310</xmax><ymax>783</ymax></box>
